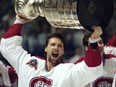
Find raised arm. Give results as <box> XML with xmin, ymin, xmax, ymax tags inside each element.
<box><xmin>0</xmin><ymin>15</ymin><xmax>32</xmax><ymax>71</ymax></box>
<box><xmin>72</xmin><ymin>26</ymin><xmax>103</xmax><ymax>86</ymax></box>
<box><xmin>84</xmin><ymin>26</ymin><xmax>103</xmax><ymax>67</ymax></box>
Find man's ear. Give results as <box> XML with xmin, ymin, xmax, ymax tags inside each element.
<box><xmin>45</xmin><ymin>47</ymin><xmax>47</xmax><ymax>52</ymax></box>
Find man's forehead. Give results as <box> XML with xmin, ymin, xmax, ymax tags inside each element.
<box><xmin>49</xmin><ymin>38</ymin><xmax>63</xmax><ymax>43</ymax></box>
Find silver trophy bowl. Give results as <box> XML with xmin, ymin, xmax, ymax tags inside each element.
<box><xmin>15</xmin><ymin>0</ymin><xmax>83</xmax><ymax>29</ymax></box>
<box><xmin>15</xmin><ymin>0</ymin><xmax>114</xmax><ymax>31</ymax></box>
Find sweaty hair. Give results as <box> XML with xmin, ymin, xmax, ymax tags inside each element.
<box><xmin>45</xmin><ymin>32</ymin><xmax>65</xmax><ymax>48</ymax></box>
<box><xmin>83</xmin><ymin>32</ymin><xmax>92</xmax><ymax>47</ymax></box>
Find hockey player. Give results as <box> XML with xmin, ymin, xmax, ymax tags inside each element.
<box><xmin>0</xmin><ymin>15</ymin><xmax>103</xmax><ymax>87</ymax></box>
<box><xmin>75</xmin><ymin>32</ymin><xmax>115</xmax><ymax>87</ymax></box>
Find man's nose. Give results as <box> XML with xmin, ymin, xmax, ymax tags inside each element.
<box><xmin>54</xmin><ymin>45</ymin><xmax>59</xmax><ymax>49</ymax></box>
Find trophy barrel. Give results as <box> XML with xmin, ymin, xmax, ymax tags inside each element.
<box><xmin>42</xmin><ymin>0</ymin><xmax>83</xmax><ymax>29</ymax></box>
<box><xmin>14</xmin><ymin>0</ymin><xmax>83</xmax><ymax>29</ymax></box>
<box><xmin>14</xmin><ymin>0</ymin><xmax>113</xmax><ymax>31</ymax></box>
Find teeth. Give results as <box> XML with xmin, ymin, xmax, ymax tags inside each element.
<box><xmin>52</xmin><ymin>53</ymin><xmax>58</xmax><ymax>58</ymax></box>
<box><xmin>53</xmin><ymin>53</ymin><xmax>58</xmax><ymax>55</ymax></box>
<box><xmin>53</xmin><ymin>52</ymin><xmax>58</xmax><ymax>54</ymax></box>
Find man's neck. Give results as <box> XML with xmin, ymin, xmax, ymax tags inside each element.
<box><xmin>46</xmin><ymin>62</ymin><xmax>55</xmax><ymax>71</ymax></box>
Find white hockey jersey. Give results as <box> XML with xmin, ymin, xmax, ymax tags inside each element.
<box><xmin>75</xmin><ymin>57</ymin><xmax>114</xmax><ymax>87</ymax></box>
<box><xmin>84</xmin><ymin>34</ymin><xmax>116</xmax><ymax>87</ymax></box>
<box><xmin>0</xmin><ymin>23</ymin><xmax>103</xmax><ymax>87</ymax></box>
<box><xmin>85</xmin><ymin>70</ymin><xmax>113</xmax><ymax>87</ymax></box>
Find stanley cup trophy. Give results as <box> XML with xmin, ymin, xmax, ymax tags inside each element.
<box><xmin>15</xmin><ymin>0</ymin><xmax>114</xmax><ymax>31</ymax></box>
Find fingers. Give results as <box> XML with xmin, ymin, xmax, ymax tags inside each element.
<box><xmin>16</xmin><ymin>15</ymin><xmax>32</xmax><ymax>24</ymax></box>
<box><xmin>90</xmin><ymin>26</ymin><xmax>103</xmax><ymax>39</ymax></box>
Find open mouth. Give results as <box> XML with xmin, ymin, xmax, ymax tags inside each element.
<box><xmin>52</xmin><ymin>53</ymin><xmax>58</xmax><ymax>58</ymax></box>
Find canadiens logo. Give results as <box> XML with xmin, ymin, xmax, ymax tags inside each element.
<box><xmin>30</xmin><ymin>76</ymin><xmax>53</xmax><ymax>87</ymax></box>
<box><xmin>93</xmin><ymin>77</ymin><xmax>113</xmax><ymax>87</ymax></box>
<box><xmin>26</xmin><ymin>59</ymin><xmax>38</xmax><ymax>70</ymax></box>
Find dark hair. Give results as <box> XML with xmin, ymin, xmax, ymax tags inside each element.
<box><xmin>82</xmin><ymin>32</ymin><xmax>92</xmax><ymax>47</ymax></box>
<box><xmin>45</xmin><ymin>32</ymin><xmax>65</xmax><ymax>47</ymax></box>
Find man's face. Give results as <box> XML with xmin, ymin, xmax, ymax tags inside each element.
<box><xmin>97</xmin><ymin>37</ymin><xmax>104</xmax><ymax>55</ymax></box>
<box><xmin>85</xmin><ymin>37</ymin><xmax>104</xmax><ymax>55</ymax></box>
<box><xmin>45</xmin><ymin>37</ymin><xmax>64</xmax><ymax>64</ymax></box>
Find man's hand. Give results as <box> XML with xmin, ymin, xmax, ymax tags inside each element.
<box><xmin>90</xmin><ymin>26</ymin><xmax>103</xmax><ymax>39</ymax></box>
<box><xmin>16</xmin><ymin>15</ymin><xmax>32</xmax><ymax>24</ymax></box>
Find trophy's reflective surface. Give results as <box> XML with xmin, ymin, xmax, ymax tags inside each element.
<box><xmin>15</xmin><ymin>0</ymin><xmax>84</xmax><ymax>29</ymax></box>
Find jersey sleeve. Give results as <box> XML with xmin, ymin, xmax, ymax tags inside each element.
<box><xmin>82</xmin><ymin>44</ymin><xmax>102</xmax><ymax>67</ymax></box>
<box><xmin>0</xmin><ymin>18</ymin><xmax>46</xmax><ymax>75</ymax></box>
<box><xmin>0</xmin><ymin>22</ymin><xmax>43</xmax><ymax>73</ymax></box>
<box><xmin>71</xmin><ymin>44</ymin><xmax>103</xmax><ymax>86</ymax></box>
<box><xmin>0</xmin><ymin>23</ymin><xmax>24</xmax><ymax>72</ymax></box>
<box><xmin>72</xmin><ymin>61</ymin><xmax>103</xmax><ymax>87</ymax></box>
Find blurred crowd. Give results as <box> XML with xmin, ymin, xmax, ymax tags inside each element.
<box><xmin>0</xmin><ymin>0</ymin><xmax>116</xmax><ymax>66</ymax></box>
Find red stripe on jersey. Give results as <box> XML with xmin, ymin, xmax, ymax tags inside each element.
<box><xmin>104</xmin><ymin>54</ymin><xmax>116</xmax><ymax>59</ymax></box>
<box><xmin>106</xmin><ymin>34</ymin><xmax>116</xmax><ymax>47</ymax></box>
<box><xmin>8</xmin><ymin>67</ymin><xmax>18</xmax><ymax>84</ymax></box>
<box><xmin>84</xmin><ymin>45</ymin><xmax>101</xmax><ymax>67</ymax></box>
<box><xmin>3</xmin><ymin>24</ymin><xmax>23</xmax><ymax>38</ymax></box>
<box><xmin>74</xmin><ymin>45</ymin><xmax>101</xmax><ymax>67</ymax></box>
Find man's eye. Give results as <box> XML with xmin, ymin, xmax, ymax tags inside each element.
<box><xmin>58</xmin><ymin>44</ymin><xmax>63</xmax><ymax>48</ymax></box>
<box><xmin>51</xmin><ymin>43</ymin><xmax>55</xmax><ymax>46</ymax></box>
